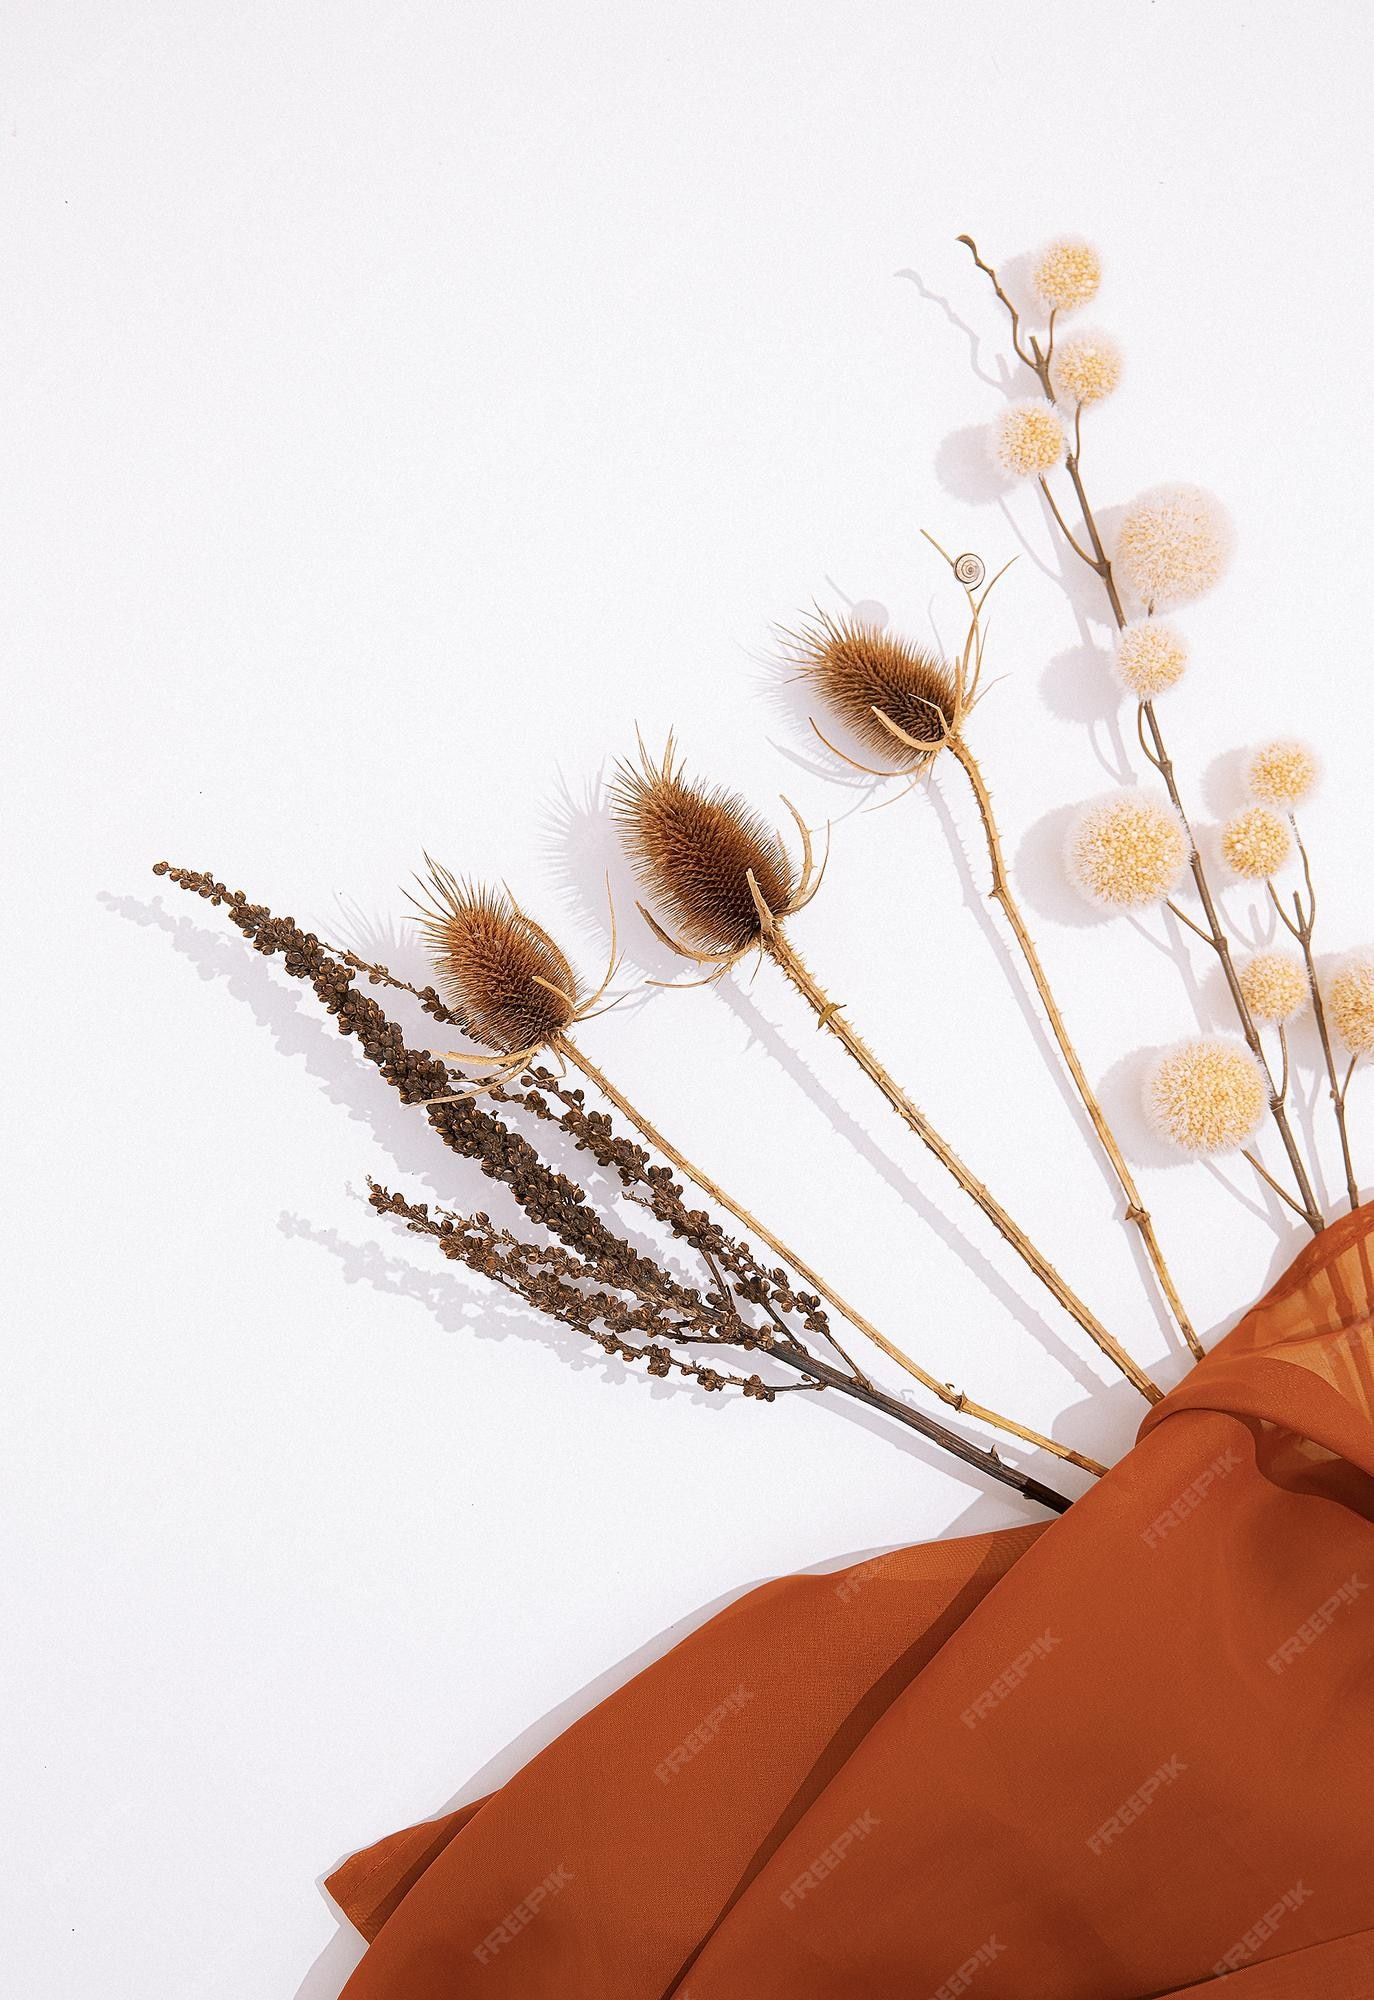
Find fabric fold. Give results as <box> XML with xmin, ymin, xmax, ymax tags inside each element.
<box><xmin>328</xmin><ymin>1207</ymin><xmax>1374</xmax><ymax>1997</ymax></box>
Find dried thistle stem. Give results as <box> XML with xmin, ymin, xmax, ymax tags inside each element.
<box><xmin>557</xmin><ymin>1032</ymin><xmax>1106</xmax><ymax>1474</ymax></box>
<box><xmin>959</xmin><ymin>231</ymin><xmax>1324</xmax><ymax>1235</ymax></box>
<box><xmin>946</xmin><ymin>734</ymin><xmax>1204</xmax><ymax>1360</ymax></box>
<box><xmin>761</xmin><ymin>926</ymin><xmax>1162</xmax><ymax>1403</ymax></box>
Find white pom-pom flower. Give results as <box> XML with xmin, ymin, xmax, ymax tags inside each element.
<box><xmin>1239</xmin><ymin>951</ymin><xmax>1307</xmax><ymax>1025</ymax></box>
<box><xmin>1327</xmin><ymin>955</ymin><xmax>1374</xmax><ymax>1057</ymax></box>
<box><xmin>1050</xmin><ymin>329</ymin><xmax>1122</xmax><ymax>406</ymax></box>
<box><xmin>1145</xmin><ymin>1038</ymin><xmax>1268</xmax><ymax>1155</ymax></box>
<box><xmin>990</xmin><ymin>400</ymin><xmax>1067</xmax><ymax>479</ymax></box>
<box><xmin>1247</xmin><ymin>739</ymin><xmax>1320</xmax><ymax>810</ymax></box>
<box><xmin>1113</xmin><ymin>621</ymin><xmax>1188</xmax><ymax>699</ymax></box>
<box><xmin>1114</xmin><ymin>484</ymin><xmax>1233</xmax><ymax>610</ymax></box>
<box><xmin>1032</xmin><ymin>237</ymin><xmax>1101</xmax><ymax>314</ymax></box>
<box><xmin>1066</xmin><ymin>790</ymin><xmax>1190</xmax><ymax>908</ymax></box>
<box><xmin>1220</xmin><ymin>806</ymin><xmax>1292</xmax><ymax>881</ymax></box>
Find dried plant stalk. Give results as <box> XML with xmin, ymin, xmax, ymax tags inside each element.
<box><xmin>1268</xmin><ymin>824</ymin><xmax>1360</xmax><ymax>1213</ymax></box>
<box><xmin>790</xmin><ymin>599</ymin><xmax>1203</xmax><ymax>1361</ymax></box>
<box><xmin>406</xmin><ymin>866</ymin><xmax>1103</xmax><ymax>1472</ymax></box>
<box><xmin>558</xmin><ymin>1033</ymin><xmax>1107</xmax><ymax>1475</ymax></box>
<box><xmin>611</xmin><ymin>752</ymin><xmax>1163</xmax><ymax>1404</ymax></box>
<box><xmin>958</xmin><ymin>232</ymin><xmax>1324</xmax><ymax>1236</ymax></box>
<box><xmin>152</xmin><ymin>862</ymin><xmax>1076</xmax><ymax>1513</ymax></box>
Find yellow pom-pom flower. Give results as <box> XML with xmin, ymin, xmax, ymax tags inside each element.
<box><xmin>1032</xmin><ymin>237</ymin><xmax>1101</xmax><ymax>314</ymax></box>
<box><xmin>1247</xmin><ymin>739</ymin><xmax>1320</xmax><ymax>810</ymax></box>
<box><xmin>1238</xmin><ymin>951</ymin><xmax>1307</xmax><ymax>1024</ymax></box>
<box><xmin>1066</xmin><ymin>790</ymin><xmax>1190</xmax><ymax>908</ymax></box>
<box><xmin>1050</xmin><ymin>330</ymin><xmax>1122</xmax><ymax>406</ymax></box>
<box><xmin>1220</xmin><ymin>806</ymin><xmax>1292</xmax><ymax>881</ymax></box>
<box><xmin>1113</xmin><ymin>621</ymin><xmax>1188</xmax><ymax>699</ymax></box>
<box><xmin>1145</xmin><ymin>1038</ymin><xmax>1268</xmax><ymax>1154</ymax></box>
<box><xmin>990</xmin><ymin>399</ymin><xmax>1066</xmax><ymax>479</ymax></box>
<box><xmin>1114</xmin><ymin>484</ymin><xmax>1232</xmax><ymax>610</ymax></box>
<box><xmin>1327</xmin><ymin>955</ymin><xmax>1374</xmax><ymax>1057</ymax></box>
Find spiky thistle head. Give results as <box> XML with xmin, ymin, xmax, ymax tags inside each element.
<box><xmin>784</xmin><ymin>612</ymin><xmax>961</xmax><ymax>767</ymax></box>
<box><xmin>612</xmin><ymin>736</ymin><xmax>806</xmax><ymax>960</ymax></box>
<box><xmin>412</xmin><ymin>864</ymin><xmax>579</xmax><ymax>1053</ymax></box>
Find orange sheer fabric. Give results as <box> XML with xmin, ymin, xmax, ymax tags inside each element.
<box><xmin>328</xmin><ymin>1207</ymin><xmax>1374</xmax><ymax>1997</ymax></box>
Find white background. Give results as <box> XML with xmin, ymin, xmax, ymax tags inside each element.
<box><xmin>5</xmin><ymin>4</ymin><xmax>1373</xmax><ymax>1994</ymax></box>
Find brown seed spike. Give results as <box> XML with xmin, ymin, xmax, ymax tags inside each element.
<box><xmin>612</xmin><ymin>737</ymin><xmax>797</xmax><ymax>958</ymax></box>
<box><xmin>787</xmin><ymin>611</ymin><xmax>960</xmax><ymax>765</ymax></box>
<box><xmin>411</xmin><ymin>864</ymin><xmax>578</xmax><ymax>1053</ymax></box>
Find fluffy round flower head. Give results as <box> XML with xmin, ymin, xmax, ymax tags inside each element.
<box><xmin>1050</xmin><ymin>329</ymin><xmax>1123</xmax><ymax>406</ymax></box>
<box><xmin>1247</xmin><ymin>738</ymin><xmax>1320</xmax><ymax>810</ymax></box>
<box><xmin>1032</xmin><ymin>236</ymin><xmax>1101</xmax><ymax>314</ymax></box>
<box><xmin>1327</xmin><ymin>955</ymin><xmax>1374</xmax><ymax>1057</ymax></box>
<box><xmin>1066</xmin><ymin>789</ymin><xmax>1189</xmax><ymax>909</ymax></box>
<box><xmin>1114</xmin><ymin>484</ymin><xmax>1233</xmax><ymax>610</ymax></box>
<box><xmin>1220</xmin><ymin>805</ymin><xmax>1292</xmax><ymax>881</ymax></box>
<box><xmin>990</xmin><ymin>399</ymin><xmax>1066</xmax><ymax>480</ymax></box>
<box><xmin>1113</xmin><ymin>620</ymin><xmax>1188</xmax><ymax>699</ymax></box>
<box><xmin>1238</xmin><ymin>951</ymin><xmax>1307</xmax><ymax>1025</ymax></box>
<box><xmin>1145</xmin><ymin>1038</ymin><xmax>1268</xmax><ymax>1155</ymax></box>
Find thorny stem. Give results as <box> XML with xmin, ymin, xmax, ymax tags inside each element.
<box><xmin>958</xmin><ymin>231</ymin><xmax>1325</xmax><ymax>1235</ymax></box>
<box><xmin>762</xmin><ymin>925</ymin><xmax>1163</xmax><ymax>1403</ymax></box>
<box><xmin>555</xmin><ymin>1033</ymin><xmax>1109</xmax><ymax>1476</ymax></box>
<box><xmin>946</xmin><ymin>734</ymin><xmax>1204</xmax><ymax>1360</ymax></box>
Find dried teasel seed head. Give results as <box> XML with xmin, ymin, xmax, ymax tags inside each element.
<box><xmin>1050</xmin><ymin>329</ymin><xmax>1122</xmax><ymax>406</ymax></box>
<box><xmin>1145</xmin><ymin>1037</ymin><xmax>1268</xmax><ymax>1155</ymax></box>
<box><xmin>1066</xmin><ymin>789</ymin><xmax>1190</xmax><ymax>909</ymax></box>
<box><xmin>1032</xmin><ymin>236</ymin><xmax>1101</xmax><ymax>314</ymax></box>
<box><xmin>1238</xmin><ymin>951</ymin><xmax>1308</xmax><ymax>1025</ymax></box>
<box><xmin>612</xmin><ymin>737</ymin><xmax>798</xmax><ymax>957</ymax></box>
<box><xmin>1247</xmin><ymin>738</ymin><xmax>1320</xmax><ymax>810</ymax></box>
<box><xmin>1327</xmin><ymin>954</ymin><xmax>1374</xmax><ymax>1057</ymax></box>
<box><xmin>990</xmin><ymin>399</ymin><xmax>1066</xmax><ymax>479</ymax></box>
<box><xmin>1113</xmin><ymin>620</ymin><xmax>1188</xmax><ymax>699</ymax></box>
<box><xmin>1220</xmin><ymin>805</ymin><xmax>1292</xmax><ymax>881</ymax></box>
<box><xmin>785</xmin><ymin>612</ymin><xmax>960</xmax><ymax>767</ymax></box>
<box><xmin>413</xmin><ymin>866</ymin><xmax>578</xmax><ymax>1053</ymax></box>
<box><xmin>1114</xmin><ymin>484</ymin><xmax>1233</xmax><ymax>610</ymax></box>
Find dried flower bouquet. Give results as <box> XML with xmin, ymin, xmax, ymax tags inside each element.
<box><xmin>156</xmin><ymin>230</ymin><xmax>1369</xmax><ymax>1519</ymax></box>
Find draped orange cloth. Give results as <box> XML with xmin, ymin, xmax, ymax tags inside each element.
<box><xmin>327</xmin><ymin>1208</ymin><xmax>1374</xmax><ymax>1997</ymax></box>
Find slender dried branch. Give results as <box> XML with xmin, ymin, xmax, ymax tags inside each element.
<box><xmin>958</xmin><ymin>231</ymin><xmax>1325</xmax><ymax>1234</ymax></box>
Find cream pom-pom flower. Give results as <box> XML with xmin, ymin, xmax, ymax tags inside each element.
<box><xmin>1066</xmin><ymin>789</ymin><xmax>1190</xmax><ymax>908</ymax></box>
<box><xmin>990</xmin><ymin>399</ymin><xmax>1066</xmax><ymax>479</ymax></box>
<box><xmin>1032</xmin><ymin>237</ymin><xmax>1101</xmax><ymax>314</ymax></box>
<box><xmin>1114</xmin><ymin>484</ymin><xmax>1233</xmax><ymax>610</ymax></box>
<box><xmin>1239</xmin><ymin>951</ymin><xmax>1307</xmax><ymax>1025</ymax></box>
<box><xmin>1247</xmin><ymin>738</ymin><xmax>1320</xmax><ymax>810</ymax></box>
<box><xmin>1113</xmin><ymin>621</ymin><xmax>1188</xmax><ymax>699</ymax></box>
<box><xmin>1220</xmin><ymin>805</ymin><xmax>1292</xmax><ymax>881</ymax></box>
<box><xmin>1050</xmin><ymin>329</ymin><xmax>1122</xmax><ymax>406</ymax></box>
<box><xmin>1327</xmin><ymin>955</ymin><xmax>1374</xmax><ymax>1057</ymax></box>
<box><xmin>1145</xmin><ymin>1038</ymin><xmax>1268</xmax><ymax>1155</ymax></box>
